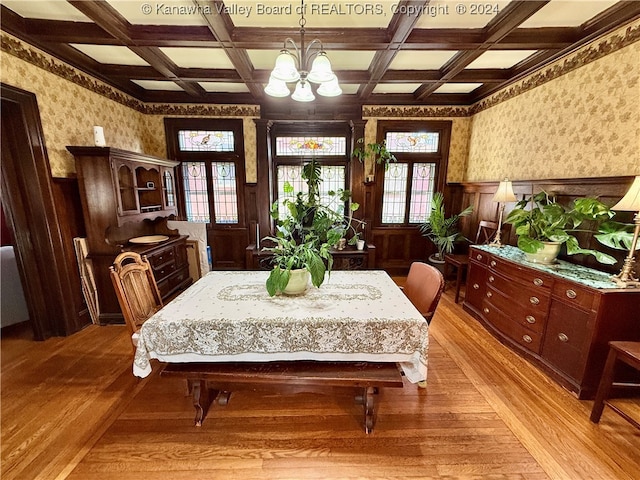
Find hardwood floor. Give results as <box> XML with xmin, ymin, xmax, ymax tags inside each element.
<box><xmin>2</xmin><ymin>288</ymin><xmax>639</xmax><ymax>479</ymax></box>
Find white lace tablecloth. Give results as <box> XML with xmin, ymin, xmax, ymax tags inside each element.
<box><xmin>133</xmin><ymin>270</ymin><xmax>429</xmax><ymax>383</ymax></box>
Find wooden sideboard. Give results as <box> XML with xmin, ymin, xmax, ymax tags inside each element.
<box><xmin>246</xmin><ymin>244</ymin><xmax>376</xmax><ymax>271</ymax></box>
<box><xmin>463</xmin><ymin>245</ymin><xmax>640</xmax><ymax>399</ymax></box>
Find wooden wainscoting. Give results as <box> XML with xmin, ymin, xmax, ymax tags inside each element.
<box><xmin>456</xmin><ymin>176</ymin><xmax>638</xmax><ymax>275</ymax></box>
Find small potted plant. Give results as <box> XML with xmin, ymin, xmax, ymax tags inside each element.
<box><xmin>418</xmin><ymin>192</ymin><xmax>473</xmax><ymax>265</ymax></box>
<box><xmin>352</xmin><ymin>138</ymin><xmax>397</xmax><ymax>182</ymax></box>
<box><xmin>505</xmin><ymin>191</ymin><xmax>634</xmax><ymax>264</ymax></box>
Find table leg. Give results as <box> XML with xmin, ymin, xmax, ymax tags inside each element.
<box><xmin>363</xmin><ymin>386</ymin><xmax>375</xmax><ymax>434</ymax></box>
<box><xmin>191</xmin><ymin>380</ymin><xmax>214</xmax><ymax>427</ymax></box>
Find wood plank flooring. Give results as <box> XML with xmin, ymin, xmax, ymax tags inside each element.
<box><xmin>2</xmin><ymin>288</ymin><xmax>639</xmax><ymax>479</ymax></box>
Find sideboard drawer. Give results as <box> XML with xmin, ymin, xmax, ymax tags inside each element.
<box><xmin>486</xmin><ymin>271</ymin><xmax>550</xmax><ymax>315</ymax></box>
<box><xmin>469</xmin><ymin>247</ymin><xmax>490</xmax><ymax>265</ymax></box>
<box><xmin>486</xmin><ymin>285</ymin><xmax>545</xmax><ymax>334</ymax></box>
<box><xmin>482</xmin><ymin>300</ymin><xmax>543</xmax><ymax>354</ymax></box>
<box><xmin>489</xmin><ymin>256</ymin><xmax>553</xmax><ymax>291</ymax></box>
<box><xmin>552</xmin><ymin>280</ymin><xmax>596</xmax><ymax>312</ymax></box>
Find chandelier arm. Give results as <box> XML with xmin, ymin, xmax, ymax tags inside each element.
<box><xmin>282</xmin><ymin>38</ymin><xmax>301</xmax><ymax>67</ymax></box>
<box><xmin>304</xmin><ymin>39</ymin><xmax>324</xmax><ymax>69</ymax></box>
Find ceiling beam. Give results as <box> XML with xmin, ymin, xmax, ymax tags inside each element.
<box><xmin>414</xmin><ymin>0</ymin><xmax>550</xmax><ymax>101</ymax></box>
<box><xmin>194</xmin><ymin>0</ymin><xmax>264</xmax><ymax>100</ymax></box>
<box><xmin>67</xmin><ymin>0</ymin><xmax>206</xmax><ymax>97</ymax></box>
<box><xmin>357</xmin><ymin>0</ymin><xmax>432</xmax><ymax>100</ymax></box>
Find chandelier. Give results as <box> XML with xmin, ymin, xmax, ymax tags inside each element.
<box><xmin>264</xmin><ymin>0</ymin><xmax>342</xmax><ymax>102</ymax></box>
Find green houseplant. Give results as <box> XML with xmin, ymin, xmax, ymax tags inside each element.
<box><xmin>352</xmin><ymin>138</ymin><xmax>397</xmax><ymax>171</ymax></box>
<box><xmin>505</xmin><ymin>191</ymin><xmax>635</xmax><ymax>264</ymax></box>
<box><xmin>262</xmin><ymin>157</ymin><xmax>362</xmax><ymax>296</ymax></box>
<box><xmin>418</xmin><ymin>192</ymin><xmax>473</xmax><ymax>262</ymax></box>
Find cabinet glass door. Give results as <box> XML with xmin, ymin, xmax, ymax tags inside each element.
<box><xmin>117</xmin><ymin>163</ymin><xmax>138</xmax><ymax>213</ymax></box>
<box><xmin>162</xmin><ymin>169</ymin><xmax>176</xmax><ymax>208</ymax></box>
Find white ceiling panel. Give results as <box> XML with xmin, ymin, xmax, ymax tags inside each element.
<box><xmin>199</xmin><ymin>82</ymin><xmax>250</xmax><ymax>93</ymax></box>
<box><xmin>415</xmin><ymin>0</ymin><xmax>513</xmax><ymax>28</ymax></box>
<box><xmin>229</xmin><ymin>1</ymin><xmax>391</xmax><ymax>28</ymax></box>
<box><xmin>107</xmin><ymin>0</ymin><xmax>209</xmax><ymax>26</ymax></box>
<box><xmin>466</xmin><ymin>50</ymin><xmax>538</xmax><ymax>69</ymax></box>
<box><xmin>131</xmin><ymin>80</ymin><xmax>185</xmax><ymax>91</ymax></box>
<box><xmin>434</xmin><ymin>83</ymin><xmax>483</xmax><ymax>94</ymax></box>
<box><xmin>1</xmin><ymin>0</ymin><xmax>91</xmax><ymax>21</ymax></box>
<box><xmin>70</xmin><ymin>44</ymin><xmax>149</xmax><ymax>66</ymax></box>
<box><xmin>372</xmin><ymin>83</ymin><xmax>422</xmax><ymax>94</ymax></box>
<box><xmin>389</xmin><ymin>51</ymin><xmax>458</xmax><ymax>70</ymax></box>
<box><xmin>520</xmin><ymin>0</ymin><xmax>620</xmax><ymax>28</ymax></box>
<box><xmin>159</xmin><ymin>47</ymin><xmax>236</xmax><ymax>69</ymax></box>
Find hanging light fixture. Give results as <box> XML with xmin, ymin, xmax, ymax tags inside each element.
<box><xmin>264</xmin><ymin>0</ymin><xmax>341</xmax><ymax>101</ymax></box>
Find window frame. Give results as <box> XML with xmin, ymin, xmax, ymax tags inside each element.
<box><xmin>269</xmin><ymin>122</ymin><xmax>353</xmax><ymax>219</ymax></box>
<box><xmin>374</xmin><ymin>120</ymin><xmax>451</xmax><ymax>227</ymax></box>
<box><xmin>164</xmin><ymin>118</ymin><xmax>246</xmax><ymax>227</ymax></box>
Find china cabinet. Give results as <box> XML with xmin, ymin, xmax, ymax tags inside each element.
<box><xmin>68</xmin><ymin>146</ymin><xmax>191</xmax><ymax>324</ymax></box>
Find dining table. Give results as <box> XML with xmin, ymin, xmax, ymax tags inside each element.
<box><xmin>133</xmin><ymin>269</ymin><xmax>429</xmax><ymax>384</ymax></box>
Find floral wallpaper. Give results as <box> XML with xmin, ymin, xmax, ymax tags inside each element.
<box><xmin>466</xmin><ymin>20</ymin><xmax>640</xmax><ymax>182</ymax></box>
<box><xmin>2</xmin><ymin>17</ymin><xmax>639</xmax><ymax>185</ymax></box>
<box><xmin>0</xmin><ymin>33</ymin><xmax>260</xmax><ymax>181</ymax></box>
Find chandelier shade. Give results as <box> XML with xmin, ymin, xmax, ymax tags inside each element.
<box><xmin>291</xmin><ymin>80</ymin><xmax>315</xmax><ymax>102</ymax></box>
<box><xmin>264</xmin><ymin>0</ymin><xmax>341</xmax><ymax>102</ymax></box>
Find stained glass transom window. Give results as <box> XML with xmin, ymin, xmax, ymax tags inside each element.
<box><xmin>275</xmin><ymin>136</ymin><xmax>347</xmax><ymax>156</ymax></box>
<box><xmin>276</xmin><ymin>165</ymin><xmax>346</xmax><ymax>219</ymax></box>
<box><xmin>409</xmin><ymin>163</ymin><xmax>436</xmax><ymax>223</ymax></box>
<box><xmin>178</xmin><ymin>130</ymin><xmax>235</xmax><ymax>152</ymax></box>
<box><xmin>381</xmin><ymin>163</ymin><xmax>409</xmax><ymax>224</ymax></box>
<box><xmin>385</xmin><ymin>132</ymin><xmax>439</xmax><ymax>153</ymax></box>
<box><xmin>211</xmin><ymin>162</ymin><xmax>238</xmax><ymax>224</ymax></box>
<box><xmin>182</xmin><ymin>162</ymin><xmax>210</xmax><ymax>223</ymax></box>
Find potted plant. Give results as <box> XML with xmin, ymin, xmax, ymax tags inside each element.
<box><xmin>263</xmin><ymin>157</ymin><xmax>362</xmax><ymax>295</ymax></box>
<box><xmin>505</xmin><ymin>191</ymin><xmax>635</xmax><ymax>264</ymax></box>
<box><xmin>352</xmin><ymin>138</ymin><xmax>397</xmax><ymax>176</ymax></box>
<box><xmin>418</xmin><ymin>192</ymin><xmax>473</xmax><ymax>264</ymax></box>
<box><xmin>262</xmin><ymin>233</ymin><xmax>334</xmax><ymax>296</ymax></box>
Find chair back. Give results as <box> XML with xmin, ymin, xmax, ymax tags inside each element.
<box><xmin>109</xmin><ymin>252</ymin><xmax>163</xmax><ymax>343</ymax></box>
<box><xmin>403</xmin><ymin>262</ymin><xmax>445</xmax><ymax>323</ymax></box>
<box><xmin>475</xmin><ymin>220</ymin><xmax>499</xmax><ymax>244</ymax></box>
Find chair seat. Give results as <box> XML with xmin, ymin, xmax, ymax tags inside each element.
<box><xmin>444</xmin><ymin>254</ymin><xmax>469</xmax><ymax>268</ymax></box>
<box><xmin>590</xmin><ymin>341</ymin><xmax>640</xmax><ymax>429</ymax></box>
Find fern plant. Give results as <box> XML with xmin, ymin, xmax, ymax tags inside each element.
<box><xmin>418</xmin><ymin>192</ymin><xmax>473</xmax><ymax>261</ymax></box>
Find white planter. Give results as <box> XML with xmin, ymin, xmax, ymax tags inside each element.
<box><xmin>356</xmin><ymin>239</ymin><xmax>365</xmax><ymax>251</ymax></box>
<box><xmin>283</xmin><ymin>268</ymin><xmax>310</xmax><ymax>295</ymax></box>
<box><xmin>523</xmin><ymin>241</ymin><xmax>562</xmax><ymax>264</ymax></box>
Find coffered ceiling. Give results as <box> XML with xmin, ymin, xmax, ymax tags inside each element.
<box><xmin>2</xmin><ymin>0</ymin><xmax>639</xmax><ymax>110</ymax></box>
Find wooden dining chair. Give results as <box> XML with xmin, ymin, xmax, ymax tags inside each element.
<box><xmin>444</xmin><ymin>220</ymin><xmax>501</xmax><ymax>304</ymax></box>
<box><xmin>401</xmin><ymin>262</ymin><xmax>445</xmax><ymax>324</ymax></box>
<box><xmin>110</xmin><ymin>251</ymin><xmax>163</xmax><ymax>351</ymax></box>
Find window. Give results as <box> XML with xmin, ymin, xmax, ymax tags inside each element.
<box><xmin>377</xmin><ymin>121</ymin><xmax>451</xmax><ymax>226</ymax></box>
<box><xmin>164</xmin><ymin>119</ymin><xmax>245</xmax><ymax>225</ymax></box>
<box><xmin>271</xmin><ymin>127</ymin><xmax>351</xmax><ymax>220</ymax></box>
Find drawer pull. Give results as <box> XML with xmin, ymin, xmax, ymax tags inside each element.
<box><xmin>486</xmin><ymin>291</ymin><xmax>493</xmax><ymax>298</ymax></box>
<box><xmin>558</xmin><ymin>333</ymin><xmax>569</xmax><ymax>343</ymax></box>
<box><xmin>529</xmin><ymin>296</ymin><xmax>540</xmax><ymax>305</ymax></box>
<box><xmin>525</xmin><ymin>315</ymin><xmax>536</xmax><ymax>324</ymax></box>
<box><xmin>476</xmin><ymin>254</ymin><xmax>483</xmax><ymax>261</ymax></box>
<box><xmin>490</xmin><ymin>260</ymin><xmax>497</xmax><ymax>267</ymax></box>
<box><xmin>522</xmin><ymin>335</ymin><xmax>533</xmax><ymax>343</ymax></box>
<box><xmin>566</xmin><ymin>289</ymin><xmax>577</xmax><ymax>299</ymax></box>
<box><xmin>488</xmin><ymin>275</ymin><xmax>495</xmax><ymax>283</ymax></box>
<box><xmin>473</xmin><ymin>283</ymin><xmax>480</xmax><ymax>290</ymax></box>
<box><xmin>159</xmin><ymin>270</ymin><xmax>165</xmax><ymax>275</ymax></box>
<box><xmin>533</xmin><ymin>278</ymin><xmax>543</xmax><ymax>286</ymax></box>
<box><xmin>483</xmin><ymin>307</ymin><xmax>490</xmax><ymax>314</ymax></box>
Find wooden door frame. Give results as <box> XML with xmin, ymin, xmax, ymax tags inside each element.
<box><xmin>1</xmin><ymin>83</ymin><xmax>85</xmax><ymax>339</ymax></box>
